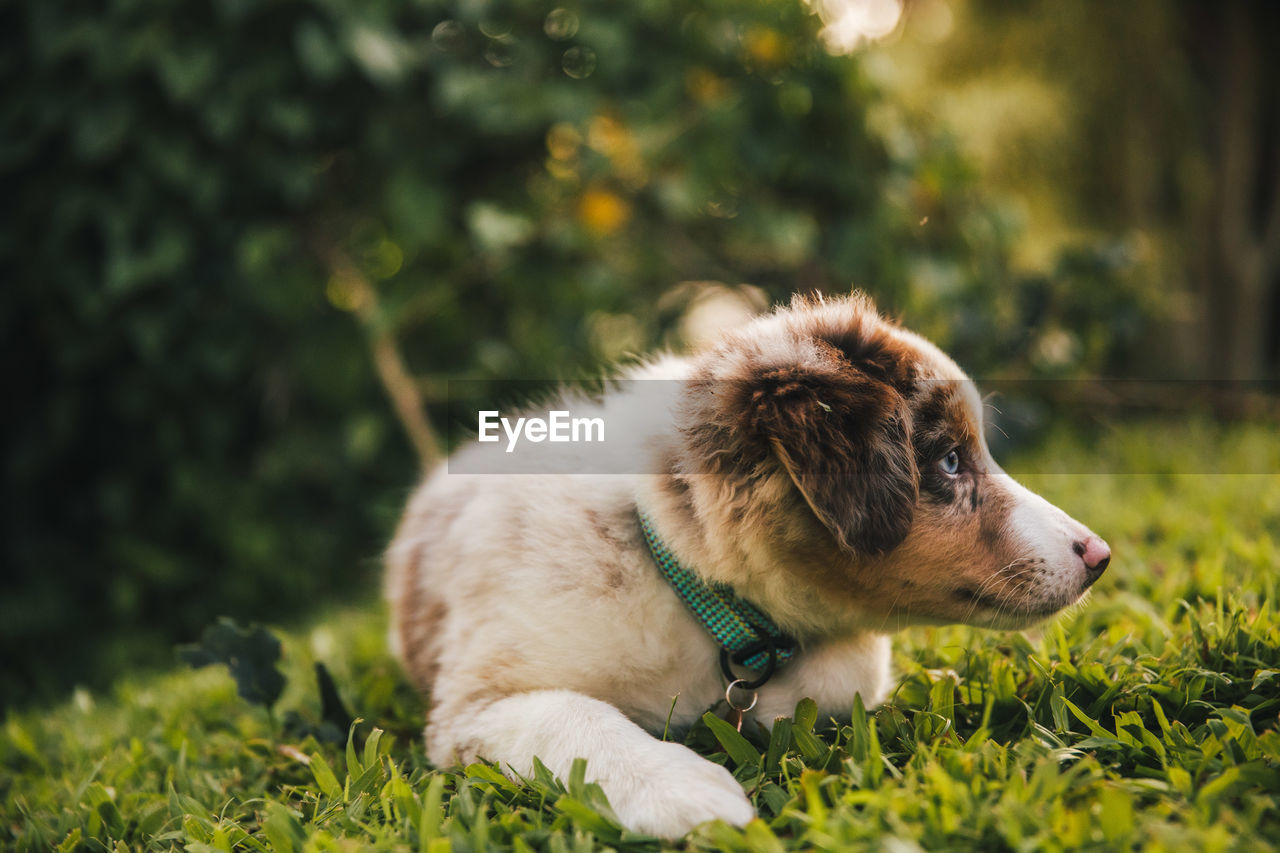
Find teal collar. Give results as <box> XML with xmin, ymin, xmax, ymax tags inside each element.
<box><xmin>638</xmin><ymin>510</ymin><xmax>796</xmax><ymax>688</ymax></box>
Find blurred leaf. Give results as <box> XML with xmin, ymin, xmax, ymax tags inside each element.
<box><xmin>177</xmin><ymin>619</ymin><xmax>284</xmax><ymax>708</ymax></box>
<box><xmin>316</xmin><ymin>662</ymin><xmax>354</xmax><ymax>734</ymax></box>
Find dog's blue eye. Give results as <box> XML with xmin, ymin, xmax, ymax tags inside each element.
<box><xmin>940</xmin><ymin>449</ymin><xmax>960</xmax><ymax>476</ymax></box>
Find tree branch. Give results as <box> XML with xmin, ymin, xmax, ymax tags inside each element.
<box><xmin>324</xmin><ymin>248</ymin><xmax>442</xmax><ymax>471</ymax></box>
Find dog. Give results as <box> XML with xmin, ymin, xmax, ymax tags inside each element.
<box><xmin>385</xmin><ymin>293</ymin><xmax>1110</xmax><ymax>837</ymax></box>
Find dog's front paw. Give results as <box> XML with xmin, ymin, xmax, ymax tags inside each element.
<box><xmin>604</xmin><ymin>740</ymin><xmax>755</xmax><ymax>838</ymax></box>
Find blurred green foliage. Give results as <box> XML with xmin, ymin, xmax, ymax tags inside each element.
<box><xmin>2</xmin><ymin>0</ymin><xmax>1144</xmax><ymax>704</ymax></box>
<box><xmin>882</xmin><ymin>0</ymin><xmax>1280</xmax><ymax>380</ymax></box>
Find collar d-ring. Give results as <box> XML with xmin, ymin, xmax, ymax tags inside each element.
<box><xmin>724</xmin><ymin>678</ymin><xmax>759</xmax><ymax>713</ymax></box>
<box><xmin>719</xmin><ymin>641</ymin><xmax>779</xmax><ymax>690</ymax></box>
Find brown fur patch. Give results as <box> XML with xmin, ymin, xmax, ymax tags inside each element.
<box><xmin>388</xmin><ymin>483</ymin><xmax>477</xmax><ymax>694</ymax></box>
<box><xmin>810</xmin><ymin>317</ymin><xmax>919</xmax><ymax>395</ymax></box>
<box><xmin>978</xmin><ymin>483</ymin><xmax>1014</xmax><ymax>552</ymax></box>
<box><xmin>740</xmin><ymin>347</ymin><xmax>918</xmax><ymax>554</ymax></box>
<box><xmin>584</xmin><ymin>508</ymin><xmax>640</xmax><ymax>593</ymax></box>
<box><xmin>451</xmin><ymin>655</ymin><xmax>541</xmax><ymax>713</ymax></box>
<box><xmin>398</xmin><ymin>543</ymin><xmax>447</xmax><ymax>694</ymax></box>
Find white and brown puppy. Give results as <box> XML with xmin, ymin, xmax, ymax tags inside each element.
<box><xmin>385</xmin><ymin>293</ymin><xmax>1110</xmax><ymax>838</ymax></box>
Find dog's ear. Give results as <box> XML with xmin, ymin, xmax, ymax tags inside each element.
<box><xmin>746</xmin><ymin>362</ymin><xmax>918</xmax><ymax>554</ymax></box>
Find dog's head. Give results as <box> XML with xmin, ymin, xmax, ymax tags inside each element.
<box><xmin>680</xmin><ymin>293</ymin><xmax>1110</xmax><ymax>631</ymax></box>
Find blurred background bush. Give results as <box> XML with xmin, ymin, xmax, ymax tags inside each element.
<box><xmin>3</xmin><ymin>0</ymin><xmax>1278</xmax><ymax>706</ymax></box>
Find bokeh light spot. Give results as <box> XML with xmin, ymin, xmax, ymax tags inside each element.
<box><xmin>366</xmin><ymin>239</ymin><xmax>403</xmax><ymax>280</ymax></box>
<box><xmin>744</xmin><ymin>27</ymin><xmax>785</xmax><ymax>67</ymax></box>
<box><xmin>546</xmin><ymin>122</ymin><xmax>582</xmax><ymax>161</ymax></box>
<box><xmin>326</xmin><ymin>272</ymin><xmax>369</xmax><ymax>313</ymax></box>
<box><xmin>431</xmin><ymin>20</ymin><xmax>465</xmax><ymax>51</ymax></box>
<box><xmin>562</xmin><ymin>46</ymin><xmax>596</xmax><ymax>79</ymax></box>
<box><xmin>806</xmin><ymin>0</ymin><xmax>903</xmax><ymax>54</ymax></box>
<box><xmin>578</xmin><ymin>188</ymin><xmax>630</xmax><ymax>235</ymax></box>
<box><xmin>485</xmin><ymin>35</ymin><xmax>516</xmax><ymax>68</ymax></box>
<box><xmin>544</xmin><ymin>8</ymin><xmax>580</xmax><ymax>41</ymax></box>
<box><xmin>478</xmin><ymin>19</ymin><xmax>512</xmax><ymax>39</ymax></box>
<box><xmin>685</xmin><ymin>67</ymin><xmax>727</xmax><ymax>104</ymax></box>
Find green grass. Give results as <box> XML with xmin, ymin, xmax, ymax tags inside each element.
<box><xmin>4</xmin><ymin>420</ymin><xmax>1280</xmax><ymax>852</ymax></box>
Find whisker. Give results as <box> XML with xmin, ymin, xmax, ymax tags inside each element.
<box><xmin>960</xmin><ymin>557</ymin><xmax>1039</xmax><ymax>624</ymax></box>
<box><xmin>877</xmin><ymin>582</ymin><xmax>909</xmax><ymax>635</ymax></box>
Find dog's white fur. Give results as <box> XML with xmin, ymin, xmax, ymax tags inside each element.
<box><xmin>386</xmin><ymin>295</ymin><xmax>1108</xmax><ymax>837</ymax></box>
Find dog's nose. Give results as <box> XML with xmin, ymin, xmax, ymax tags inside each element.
<box><xmin>1073</xmin><ymin>536</ymin><xmax>1111</xmax><ymax>579</ymax></box>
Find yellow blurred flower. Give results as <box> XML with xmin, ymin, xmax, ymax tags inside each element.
<box><xmin>578</xmin><ymin>188</ymin><xmax>630</xmax><ymax>235</ymax></box>
<box><xmin>744</xmin><ymin>27</ymin><xmax>785</xmax><ymax>67</ymax></box>
<box><xmin>545</xmin><ymin>157</ymin><xmax>578</xmax><ymax>182</ymax></box>
<box><xmin>587</xmin><ymin>113</ymin><xmax>647</xmax><ymax>189</ymax></box>
<box><xmin>546</xmin><ymin>122</ymin><xmax>581</xmax><ymax>161</ymax></box>
<box><xmin>685</xmin><ymin>67</ymin><xmax>727</xmax><ymax>104</ymax></box>
<box><xmin>587</xmin><ymin>115</ymin><xmax>627</xmax><ymax>156</ymax></box>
